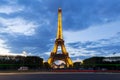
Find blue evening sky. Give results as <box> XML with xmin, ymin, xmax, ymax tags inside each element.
<box><xmin>0</xmin><ymin>0</ymin><xmax>120</xmax><ymax>61</ymax></box>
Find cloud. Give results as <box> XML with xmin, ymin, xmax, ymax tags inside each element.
<box><xmin>0</xmin><ymin>0</ymin><xmax>24</xmax><ymax>15</ymax></box>
<box><xmin>0</xmin><ymin>5</ymin><xmax>24</xmax><ymax>14</ymax></box>
<box><xmin>73</xmin><ymin>58</ymin><xmax>83</xmax><ymax>63</ymax></box>
<box><xmin>0</xmin><ymin>39</ymin><xmax>10</xmax><ymax>54</ymax></box>
<box><xmin>64</xmin><ymin>20</ymin><xmax>120</xmax><ymax>42</ymax></box>
<box><xmin>0</xmin><ymin>38</ymin><xmax>23</xmax><ymax>56</ymax></box>
<box><xmin>0</xmin><ymin>38</ymin><xmax>36</xmax><ymax>56</ymax></box>
<box><xmin>0</xmin><ymin>17</ymin><xmax>38</xmax><ymax>36</ymax></box>
<box><xmin>13</xmin><ymin>0</ymin><xmax>120</xmax><ymax>31</ymax></box>
<box><xmin>66</xmin><ymin>32</ymin><xmax>120</xmax><ymax>60</ymax></box>
<box><xmin>0</xmin><ymin>38</ymin><xmax>18</xmax><ymax>55</ymax></box>
<box><xmin>106</xmin><ymin>53</ymin><xmax>120</xmax><ymax>57</ymax></box>
<box><xmin>56</xmin><ymin>0</ymin><xmax>120</xmax><ymax>31</ymax></box>
<box><xmin>66</xmin><ymin>46</ymin><xmax>96</xmax><ymax>57</ymax></box>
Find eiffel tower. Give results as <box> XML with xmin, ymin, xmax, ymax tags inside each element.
<box><xmin>48</xmin><ymin>8</ymin><xmax>73</xmax><ymax>68</ymax></box>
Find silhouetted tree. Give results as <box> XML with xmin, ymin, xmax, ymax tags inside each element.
<box><xmin>0</xmin><ymin>55</ymin><xmax>43</xmax><ymax>70</ymax></box>
<box><xmin>43</xmin><ymin>62</ymin><xmax>51</xmax><ymax>69</ymax></box>
<box><xmin>73</xmin><ymin>62</ymin><xmax>81</xmax><ymax>69</ymax></box>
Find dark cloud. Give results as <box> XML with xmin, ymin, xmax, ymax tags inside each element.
<box><xmin>6</xmin><ymin>0</ymin><xmax>120</xmax><ymax>31</ymax></box>
<box><xmin>3</xmin><ymin>30</ymin><xmax>53</xmax><ymax>53</ymax></box>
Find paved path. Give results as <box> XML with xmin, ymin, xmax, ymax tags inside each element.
<box><xmin>0</xmin><ymin>72</ymin><xmax>120</xmax><ymax>80</ymax></box>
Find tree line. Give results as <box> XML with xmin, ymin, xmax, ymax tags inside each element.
<box><xmin>0</xmin><ymin>56</ymin><xmax>120</xmax><ymax>70</ymax></box>
<box><xmin>0</xmin><ymin>56</ymin><xmax>43</xmax><ymax>70</ymax></box>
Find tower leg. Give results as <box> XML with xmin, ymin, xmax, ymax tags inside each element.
<box><xmin>66</xmin><ymin>57</ymin><xmax>73</xmax><ymax>67</ymax></box>
<box><xmin>48</xmin><ymin>57</ymin><xmax>53</xmax><ymax>66</ymax></box>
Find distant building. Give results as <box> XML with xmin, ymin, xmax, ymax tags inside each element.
<box><xmin>83</xmin><ymin>56</ymin><xmax>120</xmax><ymax>70</ymax></box>
<box><xmin>103</xmin><ymin>57</ymin><xmax>120</xmax><ymax>62</ymax></box>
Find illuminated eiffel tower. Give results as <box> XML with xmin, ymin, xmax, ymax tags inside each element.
<box><xmin>48</xmin><ymin>8</ymin><xmax>73</xmax><ymax>68</ymax></box>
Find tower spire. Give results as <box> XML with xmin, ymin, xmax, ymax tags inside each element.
<box><xmin>57</xmin><ymin>8</ymin><xmax>63</xmax><ymax>39</ymax></box>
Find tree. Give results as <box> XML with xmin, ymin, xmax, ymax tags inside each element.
<box><xmin>73</xmin><ymin>62</ymin><xmax>81</xmax><ymax>69</ymax></box>
<box><xmin>43</xmin><ymin>62</ymin><xmax>51</xmax><ymax>69</ymax></box>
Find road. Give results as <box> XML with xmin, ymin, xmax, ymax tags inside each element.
<box><xmin>0</xmin><ymin>72</ymin><xmax>120</xmax><ymax>80</ymax></box>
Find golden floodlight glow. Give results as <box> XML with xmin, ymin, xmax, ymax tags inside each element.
<box><xmin>47</xmin><ymin>8</ymin><xmax>73</xmax><ymax>68</ymax></box>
